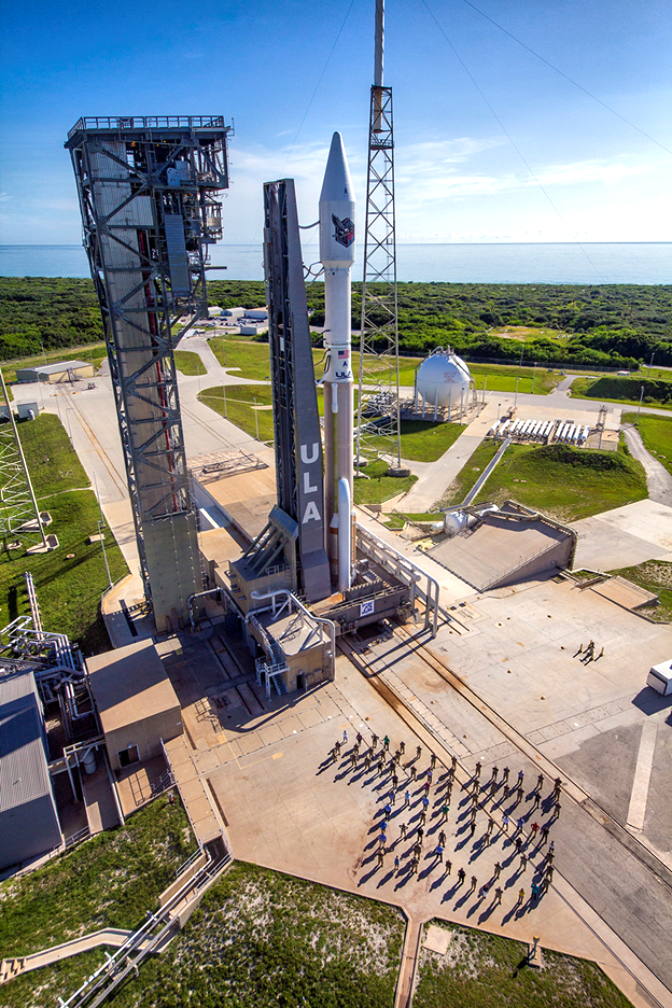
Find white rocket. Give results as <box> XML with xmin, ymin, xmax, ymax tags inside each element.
<box><xmin>319</xmin><ymin>132</ymin><xmax>355</xmax><ymax>593</ymax></box>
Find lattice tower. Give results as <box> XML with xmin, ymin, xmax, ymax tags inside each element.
<box><xmin>355</xmin><ymin>0</ymin><xmax>402</xmax><ymax>475</ymax></box>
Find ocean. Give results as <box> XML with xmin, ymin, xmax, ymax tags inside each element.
<box><xmin>0</xmin><ymin>243</ymin><xmax>669</xmax><ymax>285</ymax></box>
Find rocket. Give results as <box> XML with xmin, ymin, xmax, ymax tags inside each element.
<box><xmin>319</xmin><ymin>132</ymin><xmax>355</xmax><ymax>593</ymax></box>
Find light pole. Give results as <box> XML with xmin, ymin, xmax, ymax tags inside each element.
<box><xmin>637</xmin><ymin>385</ymin><xmax>644</xmax><ymax>425</ymax></box>
<box><xmin>514</xmin><ymin>377</ymin><xmax>520</xmax><ymax>412</ymax></box>
<box><xmin>531</xmin><ymin>362</ymin><xmax>536</xmax><ymax>395</ymax></box>
<box><xmin>66</xmin><ymin>407</ymin><xmax>75</xmax><ymax>444</ymax></box>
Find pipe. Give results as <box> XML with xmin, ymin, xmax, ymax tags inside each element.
<box><xmin>188</xmin><ymin>587</ymin><xmax>222</xmax><ymax>631</ymax></box>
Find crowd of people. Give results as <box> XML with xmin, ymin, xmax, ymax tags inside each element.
<box><xmin>331</xmin><ymin>730</ymin><xmax>562</xmax><ymax>914</ymax></box>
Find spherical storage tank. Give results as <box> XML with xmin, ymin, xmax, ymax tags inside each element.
<box><xmin>416</xmin><ymin>348</ymin><xmax>471</xmax><ymax>409</ymax></box>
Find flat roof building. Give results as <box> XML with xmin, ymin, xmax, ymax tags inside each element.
<box><xmin>0</xmin><ymin>668</ymin><xmax>62</xmax><ymax>870</ymax></box>
<box><xmin>16</xmin><ymin>360</ymin><xmax>95</xmax><ymax>383</ymax></box>
<box><xmin>87</xmin><ymin>640</ymin><xmax>182</xmax><ymax>772</ymax></box>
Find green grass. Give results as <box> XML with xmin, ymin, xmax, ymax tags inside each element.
<box><xmin>0</xmin><ymin>796</ymin><xmax>196</xmax><ymax>1008</ymax></box>
<box><xmin>66</xmin><ymin>861</ymin><xmax>404</xmax><ymax>1008</ymax></box>
<box><xmin>173</xmin><ymin>349</ymin><xmax>207</xmax><ymax>376</ymax></box>
<box><xmin>468</xmin><ymin>362</ymin><xmax>560</xmax><ymax>395</ymax></box>
<box><xmin>623</xmin><ymin>411</ymin><xmax>672</xmax><ymax>478</ymax></box>
<box><xmin>0</xmin><ymin>414</ymin><xmax>129</xmax><ymax>653</ymax></box>
<box><xmin>1</xmin><ymin>343</ymin><xmax>107</xmax><ymax>385</ymax></box>
<box><xmin>414</xmin><ymin>921</ymin><xmax>633</xmax><ymax>1008</ymax></box>
<box><xmin>441</xmin><ymin>442</ymin><xmax>647</xmax><ymax>522</ymax></box>
<box><xmin>198</xmin><ymin>383</ymin><xmax>275</xmax><ymax>443</ymax></box>
<box><xmin>384</xmin><ymin>512</ymin><xmax>442</xmax><ymax>529</ymax></box>
<box><xmin>607</xmin><ymin>560</ymin><xmax>672</xmax><ymax>622</ymax></box>
<box><xmin>370</xmin><ymin>420</ymin><xmax>463</xmax><ymax>463</ymax></box>
<box><xmin>354</xmin><ymin>460</ymin><xmax>417</xmax><ymax>506</ymax></box>
<box><xmin>571</xmin><ymin>375</ymin><xmax>672</xmax><ymax>411</ymax></box>
<box><xmin>440</xmin><ymin>441</ymin><xmax>500</xmax><ymax>507</ymax></box>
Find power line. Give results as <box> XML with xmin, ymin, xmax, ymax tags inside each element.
<box><xmin>421</xmin><ymin>0</ymin><xmax>606</xmax><ymax>280</ymax></box>
<box><xmin>461</xmin><ymin>0</ymin><xmax>671</xmax><ymax>156</ymax></box>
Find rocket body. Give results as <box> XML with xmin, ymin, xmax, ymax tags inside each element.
<box><xmin>319</xmin><ymin>132</ymin><xmax>355</xmax><ymax>590</ymax></box>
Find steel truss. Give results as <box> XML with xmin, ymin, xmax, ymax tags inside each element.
<box><xmin>356</xmin><ymin>85</ymin><xmax>402</xmax><ymax>474</ymax></box>
<box><xmin>66</xmin><ymin>117</ymin><xmax>231</xmax><ymax>628</ymax></box>
<box><xmin>0</xmin><ymin>373</ymin><xmax>48</xmax><ymax>552</ymax></box>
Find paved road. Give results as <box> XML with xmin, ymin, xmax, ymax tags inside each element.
<box><xmin>623</xmin><ymin>424</ymin><xmax>672</xmax><ymax>506</ymax></box>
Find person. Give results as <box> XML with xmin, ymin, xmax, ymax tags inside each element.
<box><xmin>404</xmin><ymin>790</ymin><xmax>411</xmax><ymax>807</ymax></box>
<box><xmin>502</xmin><ymin>766</ymin><xmax>510</xmax><ymax>782</ymax></box>
<box><xmin>531</xmin><ymin>821</ymin><xmax>540</xmax><ymax>836</ymax></box>
<box><xmin>495</xmin><ymin>886</ymin><xmax>503</xmax><ymax>904</ymax></box>
<box><xmin>520</xmin><ymin>853</ymin><xmax>527</xmax><ymax>871</ymax></box>
<box><xmin>469</xmin><ymin>875</ymin><xmax>477</xmax><ymax>892</ymax></box>
<box><xmin>334</xmin><ymin>740</ymin><xmax>341</xmax><ymax>757</ymax></box>
<box><xmin>457</xmin><ymin>867</ymin><xmax>466</xmax><ymax>883</ymax></box>
<box><xmin>435</xmin><ymin>843</ymin><xmax>444</xmax><ymax>863</ymax></box>
<box><xmin>438</xmin><ymin>829</ymin><xmax>447</xmax><ymax>847</ymax></box>
<box><xmin>517</xmin><ymin>887</ymin><xmax>525</xmax><ymax>905</ymax></box>
<box><xmin>400</xmin><ymin>822</ymin><xmax>408</xmax><ymax>840</ymax></box>
<box><xmin>383</xmin><ymin>735</ymin><xmax>390</xmax><ymax>751</ymax></box>
<box><xmin>531</xmin><ymin>881</ymin><xmax>539</xmax><ymax>900</ymax></box>
<box><xmin>384</xmin><ymin>803</ymin><xmax>392</xmax><ymax>817</ymax></box>
<box><xmin>371</xmin><ymin>733</ymin><xmax>379</xmax><ymax>749</ymax></box>
<box><xmin>416</xmin><ymin>745</ymin><xmax>422</xmax><ymax>760</ymax></box>
<box><xmin>502</xmin><ymin>814</ymin><xmax>509</xmax><ymax>832</ymax></box>
<box><xmin>399</xmin><ymin>740</ymin><xmax>406</xmax><ymax>755</ymax></box>
<box><xmin>494</xmin><ymin>862</ymin><xmax>502</xmax><ymax>879</ymax></box>
<box><xmin>343</xmin><ymin>730</ymin><xmax>348</xmax><ymax>744</ymax></box>
<box><xmin>168</xmin><ymin>792</ymin><xmax>175</xmax><ymax>806</ymax></box>
<box><xmin>394</xmin><ymin>854</ymin><xmax>400</xmax><ymax>870</ymax></box>
<box><xmin>441</xmin><ymin>803</ymin><xmax>450</xmax><ymax>821</ymax></box>
<box><xmin>422</xmin><ymin>796</ymin><xmax>430</xmax><ymax>811</ymax></box>
<box><xmin>410</xmin><ymin>766</ymin><xmax>417</xmax><ymax>782</ymax></box>
<box><xmin>356</xmin><ymin>732</ymin><xmax>363</xmax><ymax>745</ymax></box>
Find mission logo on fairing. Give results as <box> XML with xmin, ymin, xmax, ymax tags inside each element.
<box><xmin>332</xmin><ymin>214</ymin><xmax>355</xmax><ymax>248</ymax></box>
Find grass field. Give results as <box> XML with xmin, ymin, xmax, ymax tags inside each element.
<box><xmin>372</xmin><ymin>420</ymin><xmax>464</xmax><ymax>462</ymax></box>
<box><xmin>440</xmin><ymin>442</ymin><xmax>647</xmax><ymax>522</ymax></box>
<box><xmin>354</xmin><ymin>460</ymin><xmax>417</xmax><ymax>505</ymax></box>
<box><xmin>571</xmin><ymin>375</ymin><xmax>672</xmax><ymax>411</ymax></box>
<box><xmin>414</xmin><ymin>921</ymin><xmax>633</xmax><ymax>1008</ymax></box>
<box><xmin>0</xmin><ymin>414</ymin><xmax>128</xmax><ymax>653</ymax></box>
<box><xmin>72</xmin><ymin>861</ymin><xmax>404</xmax><ymax>1008</ymax></box>
<box><xmin>208</xmin><ymin>337</ymin><xmax>560</xmax><ymax>395</ymax></box>
<box><xmin>0</xmin><ymin>796</ymin><xmax>196</xmax><ymax>1008</ymax></box>
<box><xmin>173</xmin><ymin>349</ymin><xmax>207</xmax><ymax>376</ymax></box>
<box><xmin>623</xmin><ymin>411</ymin><xmax>672</xmax><ymax>478</ymax></box>
<box><xmin>0</xmin><ymin>343</ymin><xmax>108</xmax><ymax>385</ymax></box>
<box><xmin>198</xmin><ymin>383</ymin><xmax>276</xmax><ymax>443</ymax></box>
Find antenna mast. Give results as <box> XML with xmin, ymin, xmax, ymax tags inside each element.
<box><xmin>356</xmin><ymin>0</ymin><xmax>403</xmax><ymax>476</ymax></box>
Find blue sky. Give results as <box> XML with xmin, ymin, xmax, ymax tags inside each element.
<box><xmin>0</xmin><ymin>0</ymin><xmax>670</xmax><ymax>245</ymax></box>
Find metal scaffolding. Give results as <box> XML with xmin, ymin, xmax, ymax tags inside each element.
<box><xmin>356</xmin><ymin>0</ymin><xmax>402</xmax><ymax>475</ymax></box>
<box><xmin>65</xmin><ymin>116</ymin><xmax>231</xmax><ymax>630</ymax></box>
<box><xmin>0</xmin><ymin>373</ymin><xmax>48</xmax><ymax>553</ymax></box>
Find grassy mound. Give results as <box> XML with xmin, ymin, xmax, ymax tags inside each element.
<box><xmin>572</xmin><ymin>375</ymin><xmax>672</xmax><ymax>410</ymax></box>
<box><xmin>442</xmin><ymin>442</ymin><xmax>647</xmax><ymax>522</ymax></box>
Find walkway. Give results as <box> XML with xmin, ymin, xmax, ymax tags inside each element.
<box><xmin>623</xmin><ymin>424</ymin><xmax>672</xmax><ymax>506</ymax></box>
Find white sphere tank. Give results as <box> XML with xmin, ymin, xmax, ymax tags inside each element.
<box><xmin>416</xmin><ymin>348</ymin><xmax>471</xmax><ymax>408</ymax></box>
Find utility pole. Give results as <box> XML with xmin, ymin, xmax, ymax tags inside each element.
<box><xmin>637</xmin><ymin>385</ymin><xmax>644</xmax><ymax>424</ymax></box>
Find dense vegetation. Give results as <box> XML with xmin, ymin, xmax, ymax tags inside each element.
<box><xmin>2</xmin><ymin>277</ymin><xmax>670</xmax><ymax>370</ymax></box>
<box><xmin>0</xmin><ymin>278</ymin><xmax>102</xmax><ymax>360</ymax></box>
<box><xmin>0</xmin><ymin>413</ymin><xmax>128</xmax><ymax>653</ymax></box>
<box><xmin>209</xmin><ymin>279</ymin><xmax>672</xmax><ymax>369</ymax></box>
<box><xmin>572</xmin><ymin>375</ymin><xmax>672</xmax><ymax>410</ymax></box>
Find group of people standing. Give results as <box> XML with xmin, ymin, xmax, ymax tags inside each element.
<box><xmin>332</xmin><ymin>729</ymin><xmax>561</xmax><ymax>912</ymax></box>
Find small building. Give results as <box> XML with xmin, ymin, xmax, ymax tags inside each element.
<box><xmin>239</xmin><ymin>323</ymin><xmax>268</xmax><ymax>336</ymax></box>
<box><xmin>87</xmin><ymin>640</ymin><xmax>182</xmax><ymax>772</ymax></box>
<box><xmin>221</xmin><ymin>307</ymin><xmax>245</xmax><ymax>319</ymax></box>
<box><xmin>208</xmin><ymin>306</ymin><xmax>223</xmax><ymax>318</ymax></box>
<box><xmin>0</xmin><ymin>668</ymin><xmax>62</xmax><ymax>870</ymax></box>
<box><xmin>16</xmin><ymin>360</ymin><xmax>95</xmax><ymax>384</ymax></box>
<box><xmin>246</xmin><ymin>308</ymin><xmax>268</xmax><ymax>320</ymax></box>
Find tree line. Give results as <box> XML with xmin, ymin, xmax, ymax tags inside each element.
<box><xmin>1</xmin><ymin>277</ymin><xmax>670</xmax><ymax>370</ymax></box>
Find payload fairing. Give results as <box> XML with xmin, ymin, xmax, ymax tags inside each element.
<box><xmin>319</xmin><ymin>132</ymin><xmax>355</xmax><ymax>592</ymax></box>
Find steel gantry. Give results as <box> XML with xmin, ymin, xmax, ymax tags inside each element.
<box><xmin>65</xmin><ymin>116</ymin><xmax>231</xmax><ymax>631</ymax></box>
<box><xmin>356</xmin><ymin>0</ymin><xmax>403</xmax><ymax>476</ymax></box>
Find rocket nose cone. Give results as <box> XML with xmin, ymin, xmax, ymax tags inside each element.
<box><xmin>319</xmin><ymin>131</ymin><xmax>355</xmax><ymax>204</ymax></box>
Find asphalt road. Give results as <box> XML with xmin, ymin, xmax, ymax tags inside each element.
<box><xmin>623</xmin><ymin>425</ymin><xmax>672</xmax><ymax>507</ymax></box>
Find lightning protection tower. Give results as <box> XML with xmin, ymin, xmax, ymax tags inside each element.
<box><xmin>356</xmin><ymin>0</ymin><xmax>403</xmax><ymax>476</ymax></box>
<box><xmin>66</xmin><ymin>116</ymin><xmax>231</xmax><ymax>632</ymax></box>
<box><xmin>0</xmin><ymin>373</ymin><xmax>49</xmax><ymax>554</ymax></box>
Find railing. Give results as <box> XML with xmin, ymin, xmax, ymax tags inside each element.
<box><xmin>68</xmin><ymin>116</ymin><xmax>228</xmax><ymax>138</ymax></box>
<box><xmin>64</xmin><ymin>826</ymin><xmax>90</xmax><ymax>850</ymax></box>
